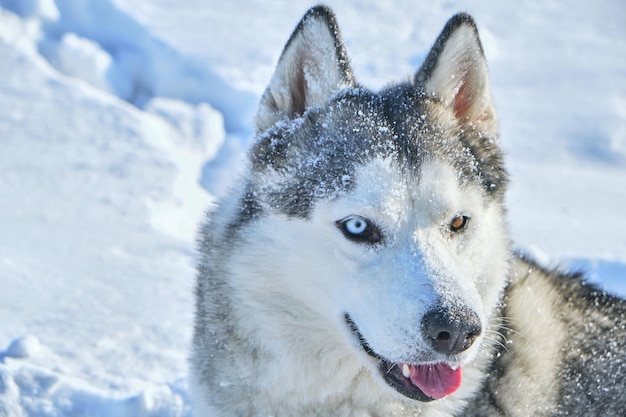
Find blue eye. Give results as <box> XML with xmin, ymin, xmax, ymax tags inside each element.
<box><xmin>345</xmin><ymin>217</ymin><xmax>367</xmax><ymax>235</ymax></box>
<box><xmin>336</xmin><ymin>216</ymin><xmax>382</xmax><ymax>244</ymax></box>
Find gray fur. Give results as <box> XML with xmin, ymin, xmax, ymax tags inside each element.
<box><xmin>191</xmin><ymin>6</ymin><xmax>626</xmax><ymax>416</ymax></box>
<box><xmin>467</xmin><ymin>256</ymin><xmax>626</xmax><ymax>416</ymax></box>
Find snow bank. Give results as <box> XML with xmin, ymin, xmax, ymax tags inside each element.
<box><xmin>0</xmin><ymin>4</ymin><xmax>218</xmax><ymax>416</ymax></box>
<box><xmin>35</xmin><ymin>0</ymin><xmax>255</xmax><ymax>134</ymax></box>
<box><xmin>5</xmin><ymin>0</ymin><xmax>253</xmax><ymax>206</ymax></box>
<box><xmin>1</xmin><ymin>336</ymin><xmax>188</xmax><ymax>417</ymax></box>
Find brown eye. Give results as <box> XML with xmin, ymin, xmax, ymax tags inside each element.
<box><xmin>449</xmin><ymin>215</ymin><xmax>470</xmax><ymax>233</ymax></box>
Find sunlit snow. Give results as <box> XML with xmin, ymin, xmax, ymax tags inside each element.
<box><xmin>0</xmin><ymin>1</ymin><xmax>624</xmax><ymax>416</ymax></box>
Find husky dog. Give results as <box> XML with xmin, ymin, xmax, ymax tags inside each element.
<box><xmin>191</xmin><ymin>6</ymin><xmax>626</xmax><ymax>416</ymax></box>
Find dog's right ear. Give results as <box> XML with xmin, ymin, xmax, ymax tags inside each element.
<box><xmin>255</xmin><ymin>6</ymin><xmax>356</xmax><ymax>133</ymax></box>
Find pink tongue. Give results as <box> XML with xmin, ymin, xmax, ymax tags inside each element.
<box><xmin>407</xmin><ymin>363</ymin><xmax>462</xmax><ymax>399</ymax></box>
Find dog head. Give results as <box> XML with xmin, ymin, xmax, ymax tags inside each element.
<box><xmin>226</xmin><ymin>6</ymin><xmax>509</xmax><ymax>403</ymax></box>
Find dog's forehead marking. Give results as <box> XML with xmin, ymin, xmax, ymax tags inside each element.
<box><xmin>331</xmin><ymin>158</ymin><xmax>483</xmax><ymax>225</ymax></box>
<box><xmin>415</xmin><ymin>160</ymin><xmax>484</xmax><ymax>216</ymax></box>
<box><xmin>327</xmin><ymin>158</ymin><xmax>407</xmax><ymax>222</ymax></box>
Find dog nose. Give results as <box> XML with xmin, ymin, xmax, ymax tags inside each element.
<box><xmin>421</xmin><ymin>306</ymin><xmax>482</xmax><ymax>355</ymax></box>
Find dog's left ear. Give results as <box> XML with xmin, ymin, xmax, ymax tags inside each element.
<box><xmin>255</xmin><ymin>6</ymin><xmax>356</xmax><ymax>133</ymax></box>
<box><xmin>416</xmin><ymin>14</ymin><xmax>497</xmax><ymax>137</ymax></box>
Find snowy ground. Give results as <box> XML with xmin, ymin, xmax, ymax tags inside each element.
<box><xmin>0</xmin><ymin>1</ymin><xmax>624</xmax><ymax>416</ymax></box>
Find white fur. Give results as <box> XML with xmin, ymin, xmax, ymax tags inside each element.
<box><xmin>193</xmin><ymin>159</ymin><xmax>509</xmax><ymax>416</ymax></box>
<box><xmin>493</xmin><ymin>259</ymin><xmax>564</xmax><ymax>416</ymax></box>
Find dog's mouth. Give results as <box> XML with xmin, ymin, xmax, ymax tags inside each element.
<box><xmin>345</xmin><ymin>314</ymin><xmax>462</xmax><ymax>402</ymax></box>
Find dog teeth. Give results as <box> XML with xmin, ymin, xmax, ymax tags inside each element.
<box><xmin>402</xmin><ymin>363</ymin><xmax>411</xmax><ymax>378</ymax></box>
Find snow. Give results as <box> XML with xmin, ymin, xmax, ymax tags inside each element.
<box><xmin>0</xmin><ymin>0</ymin><xmax>624</xmax><ymax>416</ymax></box>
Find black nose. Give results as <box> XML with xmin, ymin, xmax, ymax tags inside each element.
<box><xmin>421</xmin><ymin>306</ymin><xmax>482</xmax><ymax>355</ymax></box>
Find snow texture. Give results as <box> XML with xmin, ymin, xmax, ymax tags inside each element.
<box><xmin>0</xmin><ymin>0</ymin><xmax>624</xmax><ymax>416</ymax></box>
